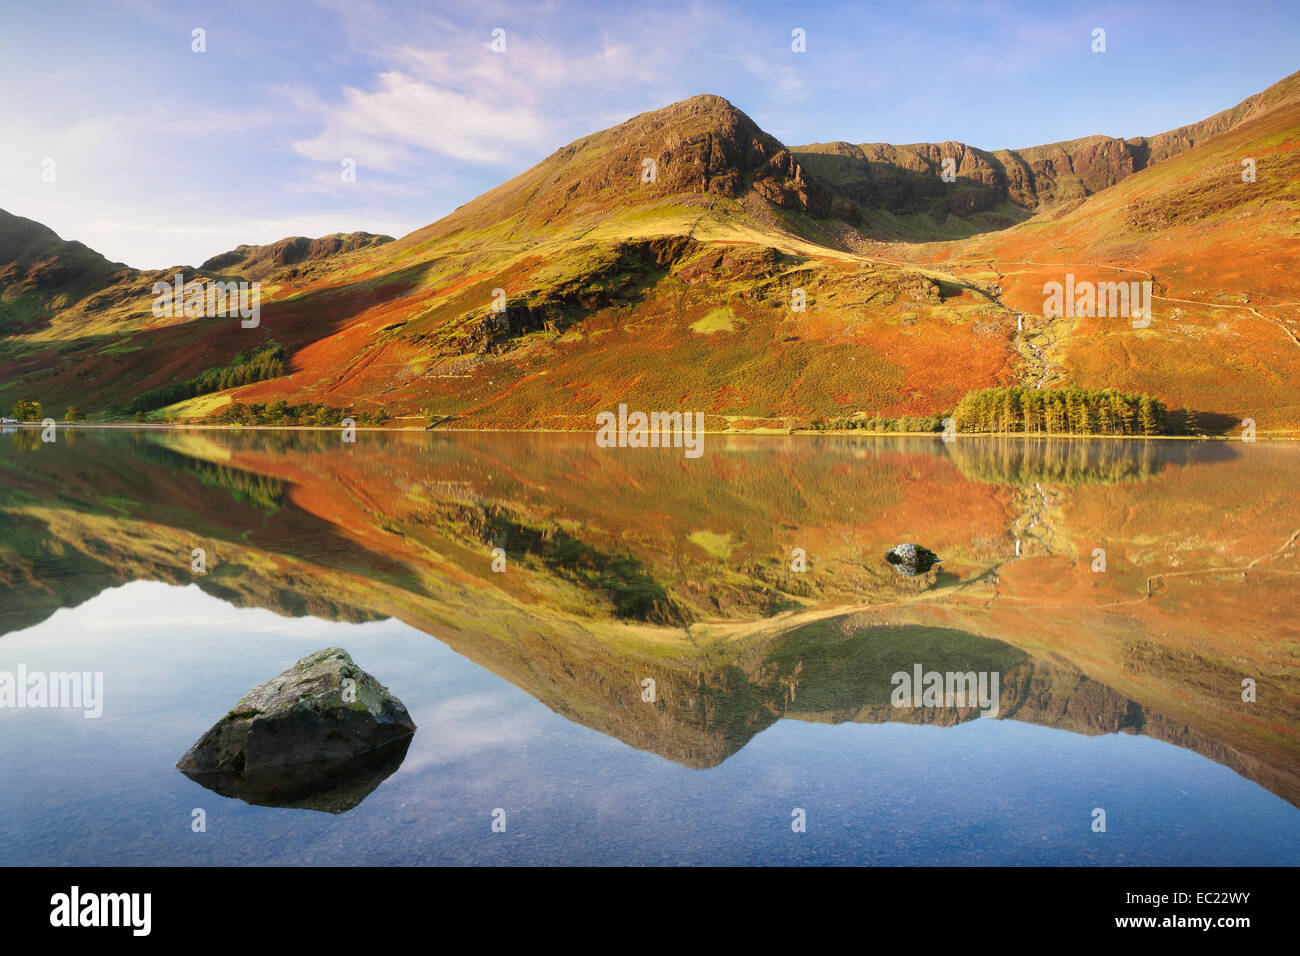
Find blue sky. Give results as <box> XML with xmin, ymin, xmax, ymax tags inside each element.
<box><xmin>2</xmin><ymin>0</ymin><xmax>1297</xmax><ymax>268</ymax></box>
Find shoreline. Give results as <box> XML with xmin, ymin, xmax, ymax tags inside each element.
<box><xmin>4</xmin><ymin>422</ymin><xmax>1296</xmax><ymax>441</ymax></box>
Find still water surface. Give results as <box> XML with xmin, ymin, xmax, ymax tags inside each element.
<box><xmin>1</xmin><ymin>429</ymin><xmax>1297</xmax><ymax>864</ymax></box>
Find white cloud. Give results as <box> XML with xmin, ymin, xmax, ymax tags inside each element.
<box><xmin>288</xmin><ymin>24</ymin><xmax>683</xmax><ymax>171</ymax></box>
<box><xmin>293</xmin><ymin>71</ymin><xmax>550</xmax><ymax>167</ymax></box>
<box><xmin>285</xmin><ymin>8</ymin><xmax>800</xmax><ymax>174</ymax></box>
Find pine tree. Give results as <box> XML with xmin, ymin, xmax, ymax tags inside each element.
<box><xmin>1138</xmin><ymin>396</ymin><xmax>1157</xmax><ymax>435</ymax></box>
<box><xmin>1045</xmin><ymin>394</ymin><xmax>1065</xmax><ymax>434</ymax></box>
<box><xmin>1110</xmin><ymin>393</ymin><xmax>1135</xmax><ymax>435</ymax></box>
<box><xmin>1075</xmin><ymin>398</ymin><xmax>1092</xmax><ymax>434</ymax></box>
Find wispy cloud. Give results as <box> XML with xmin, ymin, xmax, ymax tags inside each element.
<box><xmin>293</xmin><ymin>71</ymin><xmax>550</xmax><ymax>167</ymax></box>
<box><xmin>287</xmin><ymin>19</ymin><xmax>704</xmax><ymax>172</ymax></box>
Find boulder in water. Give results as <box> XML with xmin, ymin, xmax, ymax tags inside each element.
<box><xmin>177</xmin><ymin>647</ymin><xmax>416</xmax><ymax>812</ymax></box>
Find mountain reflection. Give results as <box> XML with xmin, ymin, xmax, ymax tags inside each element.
<box><xmin>1</xmin><ymin>428</ymin><xmax>1295</xmax><ymax>805</ymax></box>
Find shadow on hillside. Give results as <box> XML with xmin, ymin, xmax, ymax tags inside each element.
<box><xmin>794</xmin><ymin>152</ymin><xmax>1032</xmax><ymax>239</ymax></box>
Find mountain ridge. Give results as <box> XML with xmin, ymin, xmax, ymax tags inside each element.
<box><xmin>792</xmin><ymin>68</ymin><xmax>1300</xmax><ymax>239</ymax></box>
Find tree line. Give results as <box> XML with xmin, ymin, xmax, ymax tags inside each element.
<box><xmin>126</xmin><ymin>342</ymin><xmax>287</xmax><ymax>414</ymax></box>
<box><xmin>807</xmin><ymin>413</ymin><xmax>947</xmax><ymax>433</ymax></box>
<box><xmin>215</xmin><ymin>401</ymin><xmax>390</xmax><ymax>427</ymax></box>
<box><xmin>951</xmin><ymin>386</ymin><xmax>1167</xmax><ymax>436</ymax></box>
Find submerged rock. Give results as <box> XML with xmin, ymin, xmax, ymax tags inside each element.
<box><xmin>177</xmin><ymin>647</ymin><xmax>416</xmax><ymax>813</ymax></box>
<box><xmin>884</xmin><ymin>542</ymin><xmax>942</xmax><ymax>577</ymax></box>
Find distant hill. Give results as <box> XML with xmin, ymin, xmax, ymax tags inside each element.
<box><xmin>200</xmin><ymin>232</ymin><xmax>394</xmax><ymax>282</ymax></box>
<box><xmin>0</xmin><ymin>209</ymin><xmax>130</xmax><ymax>331</ymax></box>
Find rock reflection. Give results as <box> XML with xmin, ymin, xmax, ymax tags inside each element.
<box><xmin>180</xmin><ymin>735</ymin><xmax>414</xmax><ymax>814</ymax></box>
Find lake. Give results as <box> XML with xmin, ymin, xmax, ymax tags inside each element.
<box><xmin>1</xmin><ymin>428</ymin><xmax>1297</xmax><ymax>865</ymax></box>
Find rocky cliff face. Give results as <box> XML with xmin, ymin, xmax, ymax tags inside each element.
<box><xmin>611</xmin><ymin>95</ymin><xmax>826</xmax><ymax>212</ymax></box>
<box><xmin>541</xmin><ymin>93</ymin><xmax>832</xmax><ymax>216</ymax></box>
<box><xmin>794</xmin><ymin>68</ymin><xmax>1300</xmax><ymax>225</ymax></box>
<box><xmin>993</xmin><ymin>135</ymin><xmax>1142</xmax><ymax>206</ymax></box>
<box><xmin>796</xmin><ymin>134</ymin><xmax>1147</xmax><ymax>220</ymax></box>
<box><xmin>794</xmin><ymin>140</ymin><xmax>1006</xmax><ymax>217</ymax></box>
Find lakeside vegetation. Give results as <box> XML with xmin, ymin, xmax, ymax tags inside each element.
<box><xmin>804</xmin><ymin>413</ymin><xmax>947</xmax><ymax>433</ymax></box>
<box><xmin>215</xmin><ymin>401</ymin><xmax>391</xmax><ymax>427</ymax></box>
<box><xmin>951</xmin><ymin>386</ymin><xmax>1168</xmax><ymax>436</ymax></box>
<box><xmin>125</xmin><ymin>342</ymin><xmax>287</xmax><ymax>415</ymax></box>
<box><xmin>9</xmin><ymin>400</ymin><xmax>42</xmax><ymax>421</ymax></box>
<box><xmin>0</xmin><ymin>384</ymin><xmax>1234</xmax><ymax>439</ymax></box>
<box><xmin>774</xmin><ymin>387</ymin><xmax>1173</xmax><ymax>436</ymax></box>
<box><xmin>8</xmin><ymin>401</ymin><xmax>82</xmax><ymax>422</ymax></box>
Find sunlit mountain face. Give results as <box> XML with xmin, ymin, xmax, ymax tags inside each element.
<box><xmin>1</xmin><ymin>428</ymin><xmax>1295</xmax><ymax>865</ymax></box>
<box><xmin>4</xmin><ymin>71</ymin><xmax>1300</xmax><ymax>438</ymax></box>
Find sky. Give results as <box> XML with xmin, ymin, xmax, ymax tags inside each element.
<box><xmin>2</xmin><ymin>0</ymin><xmax>1297</xmax><ymax>269</ymax></box>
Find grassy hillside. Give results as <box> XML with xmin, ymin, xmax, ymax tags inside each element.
<box><xmin>2</xmin><ymin>76</ymin><xmax>1299</xmax><ymax>434</ymax></box>
<box><xmin>921</xmin><ymin>90</ymin><xmax>1300</xmax><ymax>434</ymax></box>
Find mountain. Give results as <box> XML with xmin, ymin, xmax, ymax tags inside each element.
<box><xmin>408</xmin><ymin>94</ymin><xmax>838</xmax><ymax>244</ymax></box>
<box><xmin>1</xmin><ymin>74</ymin><xmax>1298</xmax><ymax>434</ymax></box>
<box><xmin>1</xmin><ymin>94</ymin><xmax>998</xmax><ymax>427</ymax></box>
<box><xmin>793</xmin><ymin>69</ymin><xmax>1300</xmax><ymax>241</ymax></box>
<box><xmin>921</xmin><ymin>72</ymin><xmax>1300</xmax><ymax>430</ymax></box>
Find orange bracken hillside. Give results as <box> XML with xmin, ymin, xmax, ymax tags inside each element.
<box><xmin>2</xmin><ymin>72</ymin><xmax>1298</xmax><ymax>434</ymax></box>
